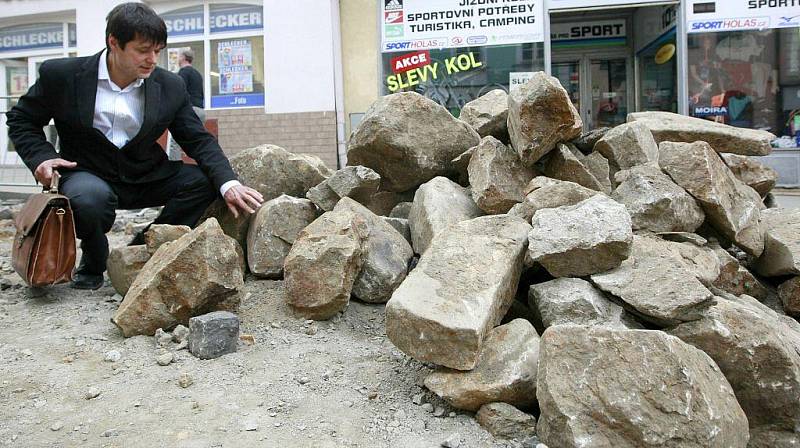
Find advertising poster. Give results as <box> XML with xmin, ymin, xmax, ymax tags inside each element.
<box><xmin>686</xmin><ymin>0</ymin><xmax>800</xmax><ymax>33</ymax></box>
<box><xmin>509</xmin><ymin>72</ymin><xmax>534</xmax><ymax>92</ymax></box>
<box><xmin>8</xmin><ymin>67</ymin><xmax>28</xmax><ymax>96</ymax></box>
<box><xmin>217</xmin><ymin>40</ymin><xmax>254</xmax><ymax>94</ymax></box>
<box><xmin>167</xmin><ymin>48</ymin><xmax>188</xmax><ymax>73</ymax></box>
<box><xmin>380</xmin><ymin>0</ymin><xmax>544</xmax><ymax>53</ymax></box>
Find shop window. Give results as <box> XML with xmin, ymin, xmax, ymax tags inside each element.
<box><xmin>381</xmin><ymin>43</ymin><xmax>545</xmax><ymax>117</ymax></box>
<box><xmin>210</xmin><ymin>36</ymin><xmax>264</xmax><ymax>108</ymax></box>
<box><xmin>687</xmin><ymin>29</ymin><xmax>795</xmax><ymax>141</ymax></box>
<box><xmin>638</xmin><ymin>30</ymin><xmax>677</xmax><ymax>113</ymax></box>
<box><xmin>157</xmin><ymin>41</ymin><xmax>205</xmax><ymax>76</ymax></box>
<box><xmin>4</xmin><ymin>61</ymin><xmax>28</xmax><ymax>153</ymax></box>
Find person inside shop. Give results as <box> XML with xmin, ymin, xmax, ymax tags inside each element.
<box><xmin>6</xmin><ymin>2</ymin><xmax>263</xmax><ymax>290</ymax></box>
<box><xmin>688</xmin><ymin>33</ymin><xmax>727</xmax><ymax>120</ymax></box>
<box><xmin>178</xmin><ymin>48</ymin><xmax>205</xmax><ymax>123</ymax></box>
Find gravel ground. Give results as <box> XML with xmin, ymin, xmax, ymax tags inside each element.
<box><xmin>0</xmin><ymin>213</ymin><xmax>517</xmax><ymax>448</ymax></box>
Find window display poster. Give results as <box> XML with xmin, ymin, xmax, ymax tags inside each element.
<box><xmin>7</xmin><ymin>67</ymin><xmax>28</xmax><ymax>96</ymax></box>
<box><xmin>167</xmin><ymin>47</ymin><xmax>189</xmax><ymax>73</ymax></box>
<box><xmin>687</xmin><ymin>31</ymin><xmax>780</xmax><ymax>133</ymax></box>
<box><xmin>212</xmin><ymin>39</ymin><xmax>263</xmax><ymax>108</ymax></box>
<box><xmin>687</xmin><ymin>0</ymin><xmax>800</xmax><ymax>33</ymax></box>
<box><xmin>380</xmin><ymin>0</ymin><xmax>544</xmax><ymax>53</ymax></box>
<box><xmin>218</xmin><ymin>40</ymin><xmax>254</xmax><ymax>94</ymax></box>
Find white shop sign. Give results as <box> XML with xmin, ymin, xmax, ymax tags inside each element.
<box><xmin>686</xmin><ymin>0</ymin><xmax>800</xmax><ymax>32</ymax></box>
<box><xmin>509</xmin><ymin>71</ymin><xmax>534</xmax><ymax>91</ymax></box>
<box><xmin>380</xmin><ymin>0</ymin><xmax>544</xmax><ymax>53</ymax></box>
<box><xmin>550</xmin><ymin>19</ymin><xmax>626</xmax><ymax>41</ymax></box>
<box><xmin>548</xmin><ymin>0</ymin><xmax>669</xmax><ymax>10</ymax></box>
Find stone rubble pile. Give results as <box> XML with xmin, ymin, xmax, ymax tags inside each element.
<box><xmin>103</xmin><ymin>72</ymin><xmax>799</xmax><ymax>446</ymax></box>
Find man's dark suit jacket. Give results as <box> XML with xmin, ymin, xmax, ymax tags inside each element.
<box><xmin>6</xmin><ymin>51</ymin><xmax>237</xmax><ymax>192</ymax></box>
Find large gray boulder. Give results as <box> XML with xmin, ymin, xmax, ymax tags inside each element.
<box><xmin>570</xmin><ymin>127</ymin><xmax>610</xmax><ymax>154</ymax></box>
<box><xmin>593</xmin><ymin>121</ymin><xmax>659</xmax><ymax>173</ymax></box>
<box><xmin>284</xmin><ymin>208</ymin><xmax>367</xmax><ymax>320</ymax></box>
<box><xmin>659</xmin><ymin>141</ymin><xmax>764</xmax><ymax>256</ymax></box>
<box><xmin>721</xmin><ymin>153</ymin><xmax>778</xmax><ymax>197</ymax></box>
<box><xmin>468</xmin><ymin>136</ymin><xmax>536</xmax><ymax>214</ymax></box>
<box><xmin>458</xmin><ymin>89</ymin><xmax>509</xmax><ymax>142</ymax></box>
<box><xmin>112</xmin><ymin>219</ymin><xmax>245</xmax><ymax>337</ymax></box>
<box><xmin>408</xmin><ymin>177</ymin><xmax>483</xmax><ymax>254</ymax></box>
<box><xmin>527</xmin><ymin>195</ymin><xmax>633</xmax><ymax>277</ymax></box>
<box><xmin>107</xmin><ymin>245</ymin><xmax>151</xmax><ymax>296</ymax></box>
<box><xmin>507</xmin><ymin>72</ymin><xmax>582</xmax><ymax>166</ymax></box>
<box><xmin>581</xmin><ymin>151</ymin><xmax>613</xmax><ymax>193</ymax></box>
<box><xmin>199</xmin><ymin>199</ymin><xmax>252</xmax><ymax>255</ymax></box>
<box><xmin>385</xmin><ymin>215</ymin><xmax>530</xmax><ymax>370</ymax></box>
<box><xmin>537</xmin><ymin>326</ymin><xmax>749</xmax><ymax>448</ymax></box>
<box><xmin>777</xmin><ymin>276</ymin><xmax>800</xmax><ymax>318</ymax></box>
<box><xmin>306</xmin><ymin>165</ymin><xmax>381</xmax><ymax>212</ymax></box>
<box><xmin>669</xmin><ymin>294</ymin><xmax>800</xmax><ymax>431</ymax></box>
<box><xmin>451</xmin><ymin>146</ymin><xmax>477</xmax><ymax>186</ymax></box>
<box><xmin>347</xmin><ymin>92</ymin><xmax>480</xmax><ymax>192</ymax></box>
<box><xmin>476</xmin><ymin>403</ymin><xmax>537</xmax><ymax>441</ymax></box>
<box><xmin>629</xmin><ymin>111</ymin><xmax>775</xmax><ymax>156</ymax></box>
<box><xmin>590</xmin><ymin>235</ymin><xmax>714</xmax><ymax>326</ymax></box>
<box><xmin>246</xmin><ymin>195</ymin><xmax>318</xmax><ymax>278</ymax></box>
<box><xmin>667</xmin><ymin>239</ymin><xmax>721</xmax><ymax>287</ymax></box>
<box><xmin>229</xmin><ymin>144</ymin><xmax>333</xmax><ymax>201</ymax></box>
<box><xmin>542</xmin><ymin>144</ymin><xmax>606</xmax><ymax>192</ymax></box>
<box><xmin>754</xmin><ymin>208</ymin><xmax>800</xmax><ymax>277</ymax></box>
<box><xmin>612</xmin><ymin>165</ymin><xmax>705</xmax><ymax>233</ymax></box>
<box><xmin>424</xmin><ymin>319</ymin><xmax>539</xmax><ymax>411</ymax></box>
<box><xmin>332</xmin><ymin>198</ymin><xmax>413</xmax><ymax>303</ymax></box>
<box><xmin>712</xmin><ymin>243</ymin><xmax>768</xmax><ymax>301</ymax></box>
<box><xmin>144</xmin><ymin>224</ymin><xmax>191</xmax><ymax>255</ymax></box>
<box><xmin>748</xmin><ymin>428</ymin><xmax>800</xmax><ymax>448</ymax></box>
<box><xmin>507</xmin><ymin>177</ymin><xmax>599</xmax><ymax>222</ymax></box>
<box><xmin>529</xmin><ymin>278</ymin><xmax>641</xmax><ymax>329</ymax></box>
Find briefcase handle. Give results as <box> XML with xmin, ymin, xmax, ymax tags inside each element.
<box><xmin>45</xmin><ymin>171</ymin><xmax>61</xmax><ymax>194</ymax></box>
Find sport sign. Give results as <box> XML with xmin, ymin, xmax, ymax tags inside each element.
<box><xmin>686</xmin><ymin>0</ymin><xmax>800</xmax><ymax>32</ymax></box>
<box><xmin>380</xmin><ymin>0</ymin><xmax>544</xmax><ymax>53</ymax></box>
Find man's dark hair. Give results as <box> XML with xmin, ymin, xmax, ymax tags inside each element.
<box><xmin>105</xmin><ymin>3</ymin><xmax>167</xmax><ymax>51</ymax></box>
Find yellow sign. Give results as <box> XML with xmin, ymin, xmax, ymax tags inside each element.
<box><xmin>386</xmin><ymin>52</ymin><xmax>483</xmax><ymax>93</ymax></box>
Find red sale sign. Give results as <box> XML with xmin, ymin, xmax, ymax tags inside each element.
<box><xmin>390</xmin><ymin>50</ymin><xmax>430</xmax><ymax>74</ymax></box>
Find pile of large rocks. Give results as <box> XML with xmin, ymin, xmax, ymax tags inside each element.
<box><xmin>104</xmin><ymin>71</ymin><xmax>800</xmax><ymax>445</ymax></box>
<box><xmin>339</xmin><ymin>72</ymin><xmax>795</xmax><ymax>446</ymax></box>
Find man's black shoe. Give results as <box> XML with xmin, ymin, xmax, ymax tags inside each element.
<box><xmin>70</xmin><ymin>273</ymin><xmax>104</xmax><ymax>290</ymax></box>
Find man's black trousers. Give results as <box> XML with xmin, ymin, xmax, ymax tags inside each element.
<box><xmin>60</xmin><ymin>164</ymin><xmax>217</xmax><ymax>275</ymax></box>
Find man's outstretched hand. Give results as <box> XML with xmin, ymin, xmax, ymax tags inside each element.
<box><xmin>223</xmin><ymin>184</ymin><xmax>264</xmax><ymax>218</ymax></box>
<box><xmin>34</xmin><ymin>158</ymin><xmax>77</xmax><ymax>188</ymax></box>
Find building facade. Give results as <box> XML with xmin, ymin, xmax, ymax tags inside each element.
<box><xmin>2</xmin><ymin>1</ymin><xmax>800</xmax><ymax>189</ymax></box>
<box><xmin>0</xmin><ymin>0</ymin><xmax>342</xmax><ymax>191</ymax></box>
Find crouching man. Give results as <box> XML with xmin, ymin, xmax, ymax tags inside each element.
<box><xmin>7</xmin><ymin>3</ymin><xmax>262</xmax><ymax>290</ymax></box>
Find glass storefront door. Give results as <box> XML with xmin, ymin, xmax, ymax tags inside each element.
<box><xmin>552</xmin><ymin>55</ymin><xmax>632</xmax><ymax>131</ymax></box>
<box><xmin>0</xmin><ymin>55</ymin><xmax>61</xmax><ymax>166</ymax></box>
<box><xmin>0</xmin><ymin>58</ymin><xmax>28</xmax><ymax>165</ymax></box>
<box><xmin>590</xmin><ymin>58</ymin><xmax>628</xmax><ymax>128</ymax></box>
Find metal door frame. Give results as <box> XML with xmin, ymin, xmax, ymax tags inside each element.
<box><xmin>552</xmin><ymin>49</ymin><xmax>633</xmax><ymax>131</ymax></box>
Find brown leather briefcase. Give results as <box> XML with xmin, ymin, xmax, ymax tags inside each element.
<box><xmin>11</xmin><ymin>171</ymin><xmax>76</xmax><ymax>287</ymax></box>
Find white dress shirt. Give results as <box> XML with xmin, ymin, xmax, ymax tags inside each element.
<box><xmin>93</xmin><ymin>50</ymin><xmax>239</xmax><ymax>196</ymax></box>
<box><xmin>93</xmin><ymin>49</ymin><xmax>144</xmax><ymax>149</ymax></box>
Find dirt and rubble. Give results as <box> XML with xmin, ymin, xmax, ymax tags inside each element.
<box><xmin>0</xmin><ymin>212</ymin><xmax>512</xmax><ymax>448</ymax></box>
<box><xmin>3</xmin><ymin>70</ymin><xmax>800</xmax><ymax>448</ymax></box>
